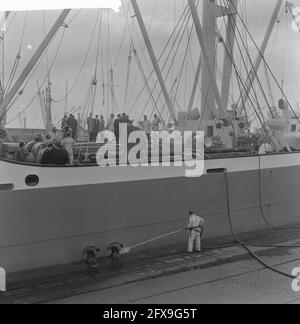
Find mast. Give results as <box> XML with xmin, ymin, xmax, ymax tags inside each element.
<box><xmin>0</xmin><ymin>9</ymin><xmax>71</xmax><ymax>121</ymax></box>
<box><xmin>201</xmin><ymin>0</ymin><xmax>217</xmax><ymax>120</ymax></box>
<box><xmin>17</xmin><ymin>110</ymin><xmax>27</xmax><ymax>128</ymax></box>
<box><xmin>0</xmin><ymin>11</ymin><xmax>11</xmax><ymax>126</ymax></box>
<box><xmin>187</xmin><ymin>56</ymin><xmax>202</xmax><ymax>112</ymax></box>
<box><xmin>64</xmin><ymin>80</ymin><xmax>68</xmax><ymax>114</ymax></box>
<box><xmin>188</xmin><ymin>0</ymin><xmax>224</xmax><ymax>119</ymax></box>
<box><xmin>237</xmin><ymin>0</ymin><xmax>283</xmax><ymax>116</ymax></box>
<box><xmin>110</xmin><ymin>69</ymin><xmax>116</xmax><ymax>113</ymax></box>
<box><xmin>45</xmin><ymin>79</ymin><xmax>52</xmax><ymax>131</ymax></box>
<box><xmin>37</xmin><ymin>81</ymin><xmax>47</xmax><ymax>128</ymax></box>
<box><xmin>221</xmin><ymin>0</ymin><xmax>238</xmax><ymax>111</ymax></box>
<box><xmin>131</xmin><ymin>0</ymin><xmax>177</xmax><ymax>122</ymax></box>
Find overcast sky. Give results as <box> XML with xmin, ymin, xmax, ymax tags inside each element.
<box><xmin>2</xmin><ymin>0</ymin><xmax>300</xmax><ymax>128</ymax></box>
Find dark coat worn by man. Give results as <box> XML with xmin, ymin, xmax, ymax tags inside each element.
<box><xmin>40</xmin><ymin>147</ymin><xmax>54</xmax><ymax>165</ymax></box>
<box><xmin>114</xmin><ymin>115</ymin><xmax>121</xmax><ymax>141</ymax></box>
<box><xmin>51</xmin><ymin>146</ymin><xmax>70</xmax><ymax>165</ymax></box>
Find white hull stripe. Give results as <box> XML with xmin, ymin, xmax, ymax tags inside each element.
<box><xmin>0</xmin><ymin>153</ymin><xmax>300</xmax><ymax>191</ymax></box>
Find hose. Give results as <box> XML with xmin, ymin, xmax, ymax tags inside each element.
<box><xmin>224</xmin><ymin>171</ymin><xmax>296</xmax><ymax>280</ymax></box>
<box><xmin>258</xmin><ymin>155</ymin><xmax>300</xmax><ymax>231</ymax></box>
<box><xmin>120</xmin><ymin>229</ymin><xmax>184</xmax><ymax>254</ymax></box>
<box><xmin>130</xmin><ymin>229</ymin><xmax>184</xmax><ymax>249</ymax></box>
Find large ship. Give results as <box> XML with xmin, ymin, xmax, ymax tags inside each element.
<box><xmin>0</xmin><ymin>0</ymin><xmax>300</xmax><ymax>273</ymax></box>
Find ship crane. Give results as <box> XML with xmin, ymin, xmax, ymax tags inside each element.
<box><xmin>187</xmin><ymin>0</ymin><xmax>229</xmax><ymax>120</ymax></box>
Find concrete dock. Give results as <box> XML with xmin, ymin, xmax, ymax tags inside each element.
<box><xmin>1</xmin><ymin>226</ymin><xmax>300</xmax><ymax>304</ymax></box>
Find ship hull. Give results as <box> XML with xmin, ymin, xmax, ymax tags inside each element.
<box><xmin>0</xmin><ymin>153</ymin><xmax>300</xmax><ymax>272</ymax></box>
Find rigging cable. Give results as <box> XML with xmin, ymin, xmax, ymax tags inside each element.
<box><xmin>137</xmin><ymin>7</ymin><xmax>194</xmax><ymax>120</ymax></box>
<box><xmin>131</xmin><ymin>43</ymin><xmax>166</xmax><ymax>128</ymax></box>
<box><xmin>5</xmin><ymin>23</ymin><xmax>69</xmax><ymax>125</ymax></box>
<box><xmin>4</xmin><ymin>12</ymin><xmax>28</xmax><ymax>94</ymax></box>
<box><xmin>90</xmin><ymin>9</ymin><xmax>103</xmax><ymax>116</ymax></box>
<box><xmin>201</xmin><ymin>0</ymin><xmax>268</xmax><ymax>140</ymax></box>
<box><xmin>124</xmin><ymin>45</ymin><xmax>132</xmax><ymax>113</ymax></box>
<box><xmin>1</xmin><ymin>12</ymin><xmax>17</xmax><ymax>37</ymax></box>
<box><xmin>128</xmin><ymin>4</ymin><xmax>191</xmax><ymax>116</ymax></box>
<box><xmin>220</xmin><ymin>0</ymin><xmax>276</xmax><ymax>121</ymax></box>
<box><xmin>228</xmin><ymin>0</ymin><xmax>300</xmax><ymax>125</ymax></box>
<box><xmin>257</xmin><ymin>155</ymin><xmax>300</xmax><ymax>231</ymax></box>
<box><xmin>164</xmin><ymin>23</ymin><xmax>195</xmax><ymax>119</ymax></box>
<box><xmin>113</xmin><ymin>0</ymin><xmax>130</xmax><ymax>70</ymax></box>
<box><xmin>125</xmin><ymin>0</ymin><xmax>160</xmax><ymax>111</ymax></box>
<box><xmin>224</xmin><ymin>170</ymin><xmax>295</xmax><ymax>280</ymax></box>
<box><xmin>52</xmin><ymin>10</ymin><xmax>100</xmax><ymax>104</ymax></box>
<box><xmin>217</xmin><ymin>0</ymin><xmax>281</xmax><ymax>150</ymax></box>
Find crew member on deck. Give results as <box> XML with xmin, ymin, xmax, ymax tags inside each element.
<box><xmin>15</xmin><ymin>142</ymin><xmax>27</xmax><ymax>163</ymax></box>
<box><xmin>185</xmin><ymin>210</ymin><xmax>204</xmax><ymax>253</ymax></box>
<box><xmin>68</xmin><ymin>114</ymin><xmax>78</xmax><ymax>140</ymax></box>
<box><xmin>61</xmin><ymin>114</ymin><xmax>68</xmax><ymax>129</ymax></box>
<box><xmin>49</xmin><ymin>127</ymin><xmax>60</xmax><ymax>142</ymax></box>
<box><xmin>152</xmin><ymin>114</ymin><xmax>161</xmax><ymax>131</ymax></box>
<box><xmin>87</xmin><ymin>113</ymin><xmax>94</xmax><ymax>141</ymax></box>
<box><xmin>141</xmin><ymin>115</ymin><xmax>152</xmax><ymax>141</ymax></box>
<box><xmin>40</xmin><ymin>142</ymin><xmax>54</xmax><ymax>165</ymax></box>
<box><xmin>51</xmin><ymin>141</ymin><xmax>70</xmax><ymax>165</ymax></box>
<box><xmin>107</xmin><ymin>113</ymin><xmax>115</xmax><ymax>132</ymax></box>
<box><xmin>61</xmin><ymin>131</ymin><xmax>77</xmax><ymax>165</ymax></box>
<box><xmin>114</xmin><ymin>114</ymin><xmax>122</xmax><ymax>142</ymax></box>
<box><xmin>99</xmin><ymin>115</ymin><xmax>106</xmax><ymax>132</ymax></box>
<box><xmin>94</xmin><ymin>115</ymin><xmax>100</xmax><ymax>140</ymax></box>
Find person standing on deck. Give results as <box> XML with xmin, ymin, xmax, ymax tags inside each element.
<box><xmin>71</xmin><ymin>115</ymin><xmax>78</xmax><ymax>140</ymax></box>
<box><xmin>40</xmin><ymin>142</ymin><xmax>54</xmax><ymax>165</ymax></box>
<box><xmin>49</xmin><ymin>127</ymin><xmax>60</xmax><ymax>143</ymax></box>
<box><xmin>94</xmin><ymin>115</ymin><xmax>100</xmax><ymax>140</ymax></box>
<box><xmin>87</xmin><ymin>113</ymin><xmax>94</xmax><ymax>141</ymax></box>
<box><xmin>15</xmin><ymin>142</ymin><xmax>27</xmax><ymax>163</ymax></box>
<box><xmin>152</xmin><ymin>114</ymin><xmax>161</xmax><ymax>131</ymax></box>
<box><xmin>61</xmin><ymin>131</ymin><xmax>77</xmax><ymax>165</ymax></box>
<box><xmin>61</xmin><ymin>114</ymin><xmax>68</xmax><ymax>129</ymax></box>
<box><xmin>67</xmin><ymin>114</ymin><xmax>77</xmax><ymax>140</ymax></box>
<box><xmin>51</xmin><ymin>141</ymin><xmax>70</xmax><ymax>165</ymax></box>
<box><xmin>120</xmin><ymin>113</ymin><xmax>131</xmax><ymax>124</ymax></box>
<box><xmin>66</xmin><ymin>114</ymin><xmax>73</xmax><ymax>130</ymax></box>
<box><xmin>185</xmin><ymin>210</ymin><xmax>204</xmax><ymax>253</ymax></box>
<box><xmin>141</xmin><ymin>115</ymin><xmax>152</xmax><ymax>141</ymax></box>
<box><xmin>99</xmin><ymin>115</ymin><xmax>106</xmax><ymax>132</ymax></box>
<box><xmin>107</xmin><ymin>113</ymin><xmax>115</xmax><ymax>132</ymax></box>
<box><xmin>114</xmin><ymin>114</ymin><xmax>121</xmax><ymax>142</ymax></box>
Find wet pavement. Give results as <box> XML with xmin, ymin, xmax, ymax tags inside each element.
<box><xmin>1</xmin><ymin>226</ymin><xmax>300</xmax><ymax>304</ymax></box>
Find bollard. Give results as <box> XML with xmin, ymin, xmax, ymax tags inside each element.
<box><xmin>107</xmin><ymin>242</ymin><xmax>124</xmax><ymax>262</ymax></box>
<box><xmin>82</xmin><ymin>246</ymin><xmax>100</xmax><ymax>276</ymax></box>
<box><xmin>0</xmin><ymin>267</ymin><xmax>6</xmax><ymax>292</ymax></box>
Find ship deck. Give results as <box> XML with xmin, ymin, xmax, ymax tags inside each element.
<box><xmin>1</xmin><ymin>225</ymin><xmax>300</xmax><ymax>304</ymax></box>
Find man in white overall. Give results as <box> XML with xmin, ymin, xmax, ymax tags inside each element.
<box><xmin>186</xmin><ymin>210</ymin><xmax>204</xmax><ymax>253</ymax></box>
